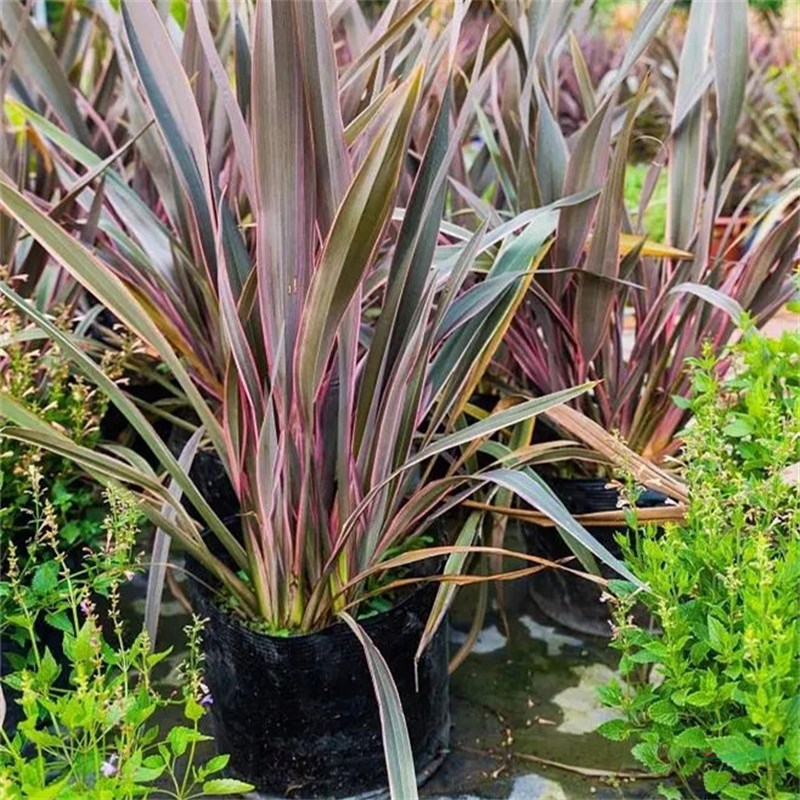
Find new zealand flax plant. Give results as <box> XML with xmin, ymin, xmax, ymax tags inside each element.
<box><xmin>0</xmin><ymin>0</ymin><xmax>107</xmax><ymax>311</ymax></box>
<box><xmin>454</xmin><ymin>0</ymin><xmax>799</xmax><ymax>462</ymax></box>
<box><xmin>0</xmin><ymin>3</ymin><xmax>645</xmax><ymax>786</ymax></box>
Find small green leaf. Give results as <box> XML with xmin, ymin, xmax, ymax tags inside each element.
<box><xmin>657</xmin><ymin>784</ymin><xmax>683</xmax><ymax>800</ymax></box>
<box><xmin>627</xmin><ymin>649</ymin><xmax>660</xmax><ymax>664</ymax></box>
<box><xmin>649</xmin><ymin>699</ymin><xmax>679</xmax><ymax>726</ymax></box>
<box><xmin>20</xmin><ymin>778</ymin><xmax>70</xmax><ymax>799</ymax></box>
<box><xmin>201</xmin><ymin>778</ymin><xmax>256</xmax><ymax>795</ymax></box>
<box><xmin>631</xmin><ymin>742</ymin><xmax>669</xmax><ymax>773</ymax></box>
<box><xmin>597</xmin><ymin>682</ymin><xmax>624</xmax><ymax>707</ymax></box>
<box><xmin>608</xmin><ymin>579</ymin><xmax>638</xmax><ymax>597</ymax></box>
<box><xmin>24</xmin><ymin>728</ymin><xmax>64</xmax><ymax>748</ymax></box>
<box><xmin>184</xmin><ymin>696</ymin><xmax>205</xmax><ymax>722</ymax></box>
<box><xmin>32</xmin><ymin>561</ymin><xmax>59</xmax><ymax>596</ymax></box>
<box><xmin>133</xmin><ymin>762</ymin><xmax>167</xmax><ymax>782</ymax></box>
<box><xmin>73</xmin><ymin>620</ymin><xmax>96</xmax><ymax>663</ymax></box>
<box><xmin>710</xmin><ymin>734</ymin><xmax>765</xmax><ymax>773</ymax></box>
<box><xmin>784</xmin><ymin>723</ymin><xmax>800</xmax><ymax>770</ymax></box>
<box><xmin>707</xmin><ymin>616</ymin><xmax>728</xmax><ymax>653</ymax></box>
<box><xmin>722</xmin><ymin>418</ymin><xmax>752</xmax><ymax>438</ymax></box>
<box><xmin>690</xmin><ymin>641</ymin><xmax>710</xmax><ymax>663</ymax></box>
<box><xmin>685</xmin><ymin>690</ymin><xmax>716</xmax><ymax>707</ymax></box>
<box><xmin>199</xmin><ymin>754</ymin><xmax>229</xmax><ymax>778</ymax></box>
<box><xmin>673</xmin><ymin>726</ymin><xmax>708</xmax><ymax>749</ymax></box>
<box><xmin>671</xmin><ymin>394</ymin><xmax>691</xmax><ymax>410</ymax></box>
<box><xmin>60</xmin><ymin>521</ymin><xmax>83</xmax><ymax>545</ymax></box>
<box><xmin>704</xmin><ymin>770</ymin><xmax>732</xmax><ymax>794</ymax></box>
<box><xmin>36</xmin><ymin>648</ymin><xmax>60</xmax><ymax>686</ymax></box>
<box><xmin>45</xmin><ymin>610</ymin><xmax>73</xmax><ymax>634</ymax></box>
<box><xmin>721</xmin><ymin>782</ymin><xmax>760</xmax><ymax>799</ymax></box>
<box><xmin>596</xmin><ymin>719</ymin><xmax>630</xmax><ymax>741</ymax></box>
<box><xmin>167</xmin><ymin>725</ymin><xmax>208</xmax><ymax>757</ymax></box>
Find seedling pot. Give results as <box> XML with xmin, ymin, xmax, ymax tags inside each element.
<box><xmin>523</xmin><ymin>478</ymin><xmax>667</xmax><ymax>638</ymax></box>
<box><xmin>186</xmin><ymin>556</ymin><xmax>450</xmax><ymax>798</ymax></box>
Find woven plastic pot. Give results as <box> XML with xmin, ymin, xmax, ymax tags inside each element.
<box><xmin>523</xmin><ymin>478</ymin><xmax>667</xmax><ymax>638</ymax></box>
<box><xmin>185</xmin><ymin>555</ymin><xmax>450</xmax><ymax>798</ymax></box>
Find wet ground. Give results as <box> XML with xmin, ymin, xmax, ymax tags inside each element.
<box><xmin>423</xmin><ymin>586</ymin><xmax>662</xmax><ymax>800</ymax></box>
<box><xmin>123</xmin><ymin>556</ymin><xmax>669</xmax><ymax>800</ymax></box>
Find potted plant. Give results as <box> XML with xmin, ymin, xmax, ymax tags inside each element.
<box><xmin>455</xmin><ymin>0</ymin><xmax>799</xmax><ymax>634</ymax></box>
<box><xmin>0</xmin><ymin>2</ymin><xmax>640</xmax><ymax>796</ymax></box>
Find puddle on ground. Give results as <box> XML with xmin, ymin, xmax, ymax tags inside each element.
<box><xmin>121</xmin><ymin>572</ymin><xmax>669</xmax><ymax>800</ymax></box>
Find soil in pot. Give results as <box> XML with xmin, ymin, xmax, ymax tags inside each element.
<box><xmin>185</xmin><ymin>549</ymin><xmax>450</xmax><ymax>798</ymax></box>
<box><xmin>523</xmin><ymin>478</ymin><xmax>668</xmax><ymax>638</ymax></box>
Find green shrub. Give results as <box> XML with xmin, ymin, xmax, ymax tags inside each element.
<box><xmin>717</xmin><ymin>330</ymin><xmax>800</xmax><ymax>473</ymax></box>
<box><xmin>0</xmin><ymin>305</ymin><xmax>112</xmax><ymax>547</ymax></box>
<box><xmin>0</xmin><ymin>484</ymin><xmax>253</xmax><ymax>800</ymax></box>
<box><xmin>598</xmin><ymin>331</ymin><xmax>800</xmax><ymax>800</ymax></box>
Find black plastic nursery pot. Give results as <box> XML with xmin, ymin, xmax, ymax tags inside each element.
<box><xmin>186</xmin><ymin>554</ymin><xmax>450</xmax><ymax>798</ymax></box>
<box><xmin>524</xmin><ymin>477</ymin><xmax>668</xmax><ymax>638</ymax></box>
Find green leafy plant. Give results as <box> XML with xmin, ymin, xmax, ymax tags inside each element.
<box><xmin>0</xmin><ymin>302</ymin><xmax>115</xmax><ymax>546</ymax></box>
<box><xmin>598</xmin><ymin>331</ymin><xmax>800</xmax><ymax>799</ymax></box>
<box><xmin>0</xmin><ymin>482</ymin><xmax>253</xmax><ymax>800</ymax></box>
<box><xmin>716</xmin><ymin>328</ymin><xmax>800</xmax><ymax>473</ymax></box>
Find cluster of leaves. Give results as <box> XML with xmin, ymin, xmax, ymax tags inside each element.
<box><xmin>0</xmin><ymin>303</ymin><xmax>112</xmax><ymax>547</ymax></box>
<box><xmin>476</xmin><ymin>0</ymin><xmax>799</xmax><ymax>461</ymax></box>
<box><xmin>0</xmin><ymin>482</ymin><xmax>252</xmax><ymax>800</ymax></box>
<box><xmin>715</xmin><ymin>329</ymin><xmax>800</xmax><ymax>472</ymax></box>
<box><xmin>0</xmin><ymin>0</ymin><xmax>649</xmax><ymax>647</ymax></box>
<box><xmin>598</xmin><ymin>331</ymin><xmax>800</xmax><ymax>799</ymax></box>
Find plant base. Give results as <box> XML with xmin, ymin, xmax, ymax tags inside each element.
<box><xmin>186</xmin><ymin>563</ymin><xmax>450</xmax><ymax>798</ymax></box>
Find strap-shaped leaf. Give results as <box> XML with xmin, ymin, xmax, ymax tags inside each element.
<box><xmin>191</xmin><ymin>0</ymin><xmax>255</xmax><ymax>206</ymax></box>
<box><xmin>478</xmin><ymin>468</ymin><xmax>639</xmax><ymax>583</ymax></box>
<box><xmin>0</xmin><ymin>1</ymin><xmax>90</xmax><ymax>144</ymax></box>
<box><xmin>671</xmin><ymin>283</ymin><xmax>745</xmax><ymax>326</ymax></box>
<box><xmin>295</xmin><ymin>69</ymin><xmax>423</xmax><ymax>417</ymax></box>
<box><xmin>0</xmin><ymin>280</ymin><xmax>243</xmax><ymax>569</ymax></box>
<box><xmin>554</xmin><ymin>94</ymin><xmax>616</xmax><ymax>285</ymax></box>
<box><xmin>712</xmin><ymin>0</ymin><xmax>748</xmax><ymax>175</ymax></box>
<box><xmin>667</xmin><ymin>0</ymin><xmax>713</xmax><ymax>249</ymax></box>
<box><xmin>339</xmin><ymin>613</ymin><xmax>419</xmax><ymax>800</ymax></box>
<box><xmin>121</xmin><ymin>0</ymin><xmax>217</xmax><ymax>273</ymax></box>
<box><xmin>294</xmin><ymin>0</ymin><xmax>351</xmax><ymax>233</ymax></box>
<box><xmin>144</xmin><ymin>427</ymin><xmax>204</xmax><ymax>649</ymax></box>
<box><xmin>355</xmin><ymin>82</ymin><xmax>452</xmax><ymax>450</ymax></box>
<box><xmin>251</xmin><ymin>0</ymin><xmax>315</xmax><ymax>395</ymax></box>
<box><xmin>15</xmin><ymin>102</ymin><xmax>174</xmax><ymax>275</ymax></box>
<box><xmin>414</xmin><ymin>512</ymin><xmax>482</xmax><ymax>663</ymax></box>
<box><xmin>574</xmin><ymin>84</ymin><xmax>645</xmax><ymax>370</ymax></box>
<box><xmin>334</xmin><ymin>383</ymin><xmax>594</xmax><ymax>560</ymax></box>
<box><xmin>0</xmin><ymin>177</ymin><xmax>222</xmax><ymax>453</ymax></box>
